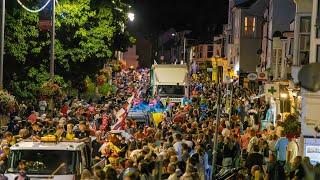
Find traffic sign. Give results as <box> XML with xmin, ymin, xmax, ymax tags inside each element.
<box><xmin>247</xmin><ymin>73</ymin><xmax>257</xmax><ymax>81</ymax></box>
<box><xmin>258</xmin><ymin>72</ymin><xmax>268</xmax><ymax>81</ymax></box>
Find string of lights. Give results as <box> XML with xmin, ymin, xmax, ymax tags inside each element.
<box><xmin>16</xmin><ymin>0</ymin><xmax>52</xmax><ymax>13</ymax></box>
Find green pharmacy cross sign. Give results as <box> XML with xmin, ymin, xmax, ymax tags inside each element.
<box><xmin>268</xmin><ymin>86</ymin><xmax>277</xmax><ymax>95</ymax></box>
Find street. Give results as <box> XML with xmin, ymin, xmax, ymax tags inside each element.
<box><xmin>1</xmin><ymin>0</ymin><xmax>320</xmax><ymax>180</ymax></box>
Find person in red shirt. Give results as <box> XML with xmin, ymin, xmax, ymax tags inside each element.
<box><xmin>61</xmin><ymin>103</ymin><xmax>69</xmax><ymax>116</ymax></box>
<box><xmin>27</xmin><ymin>111</ymin><xmax>37</xmax><ymax>124</ymax></box>
<box><xmin>240</xmin><ymin>127</ymin><xmax>251</xmax><ymax>152</ymax></box>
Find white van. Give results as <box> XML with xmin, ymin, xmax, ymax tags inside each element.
<box><xmin>5</xmin><ymin>141</ymin><xmax>91</xmax><ymax>180</ymax></box>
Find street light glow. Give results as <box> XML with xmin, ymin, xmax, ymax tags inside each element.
<box><xmin>280</xmin><ymin>93</ymin><xmax>288</xmax><ymax>99</ymax></box>
<box><xmin>128</xmin><ymin>12</ymin><xmax>135</xmax><ymax>22</ymax></box>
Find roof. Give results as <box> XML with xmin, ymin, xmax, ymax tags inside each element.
<box><xmin>235</xmin><ymin>0</ymin><xmax>258</xmax><ymax>8</ymax></box>
<box><xmin>10</xmin><ymin>141</ymin><xmax>85</xmax><ymax>151</ymax></box>
<box><xmin>153</xmin><ymin>65</ymin><xmax>188</xmax><ymax>85</ymax></box>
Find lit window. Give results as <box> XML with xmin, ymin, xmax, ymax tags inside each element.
<box><xmin>244</xmin><ymin>17</ymin><xmax>248</xmax><ymax>32</ymax></box>
<box><xmin>244</xmin><ymin>16</ymin><xmax>256</xmax><ymax>37</ymax></box>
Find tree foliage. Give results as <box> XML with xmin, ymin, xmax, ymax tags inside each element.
<box><xmin>4</xmin><ymin>0</ymin><xmax>134</xmax><ymax>101</ymax></box>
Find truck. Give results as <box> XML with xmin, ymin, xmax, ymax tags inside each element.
<box><xmin>5</xmin><ymin>140</ymin><xmax>92</xmax><ymax>180</ymax></box>
<box><xmin>150</xmin><ymin>64</ymin><xmax>189</xmax><ymax>103</ymax></box>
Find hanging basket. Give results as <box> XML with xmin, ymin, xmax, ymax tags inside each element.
<box><xmin>39</xmin><ymin>82</ymin><xmax>64</xmax><ymax>101</ymax></box>
<box><xmin>97</xmin><ymin>75</ymin><xmax>106</xmax><ymax>86</ymax></box>
<box><xmin>0</xmin><ymin>90</ymin><xmax>17</xmax><ymax>114</ymax></box>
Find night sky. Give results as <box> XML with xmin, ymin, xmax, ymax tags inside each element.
<box><xmin>132</xmin><ymin>0</ymin><xmax>229</xmax><ymax>39</ymax></box>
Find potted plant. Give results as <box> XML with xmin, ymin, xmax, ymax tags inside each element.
<box><xmin>0</xmin><ymin>90</ymin><xmax>17</xmax><ymax>127</ymax></box>
<box><xmin>96</xmin><ymin>75</ymin><xmax>106</xmax><ymax>86</ymax></box>
<box><xmin>281</xmin><ymin>114</ymin><xmax>301</xmax><ymax>139</ymax></box>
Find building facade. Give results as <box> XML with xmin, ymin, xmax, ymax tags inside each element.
<box><xmin>260</xmin><ymin>0</ymin><xmax>296</xmax><ymax>80</ymax></box>
<box><xmin>294</xmin><ymin>0</ymin><xmax>320</xmax><ymax>158</ymax></box>
<box><xmin>228</xmin><ymin>0</ymin><xmax>267</xmax><ymax>77</ymax></box>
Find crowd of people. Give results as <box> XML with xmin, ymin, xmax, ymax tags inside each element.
<box><xmin>0</xmin><ymin>68</ymin><xmax>319</xmax><ymax>180</ymax></box>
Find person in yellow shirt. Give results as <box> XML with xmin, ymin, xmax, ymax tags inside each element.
<box><xmin>62</xmin><ymin>124</ymin><xmax>76</xmax><ymax>141</ymax></box>
<box><xmin>3</xmin><ymin>132</ymin><xmax>16</xmax><ymax>147</ymax></box>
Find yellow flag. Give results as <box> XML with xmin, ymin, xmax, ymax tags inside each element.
<box><xmin>152</xmin><ymin>112</ymin><xmax>164</xmax><ymax>127</ymax></box>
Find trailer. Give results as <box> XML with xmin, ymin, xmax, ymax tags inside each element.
<box><xmin>150</xmin><ymin>64</ymin><xmax>189</xmax><ymax>103</ymax></box>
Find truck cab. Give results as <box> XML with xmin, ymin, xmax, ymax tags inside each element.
<box><xmin>5</xmin><ymin>141</ymin><xmax>91</xmax><ymax>180</ymax></box>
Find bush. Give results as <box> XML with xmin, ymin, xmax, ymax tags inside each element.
<box><xmin>281</xmin><ymin>114</ymin><xmax>301</xmax><ymax>138</ymax></box>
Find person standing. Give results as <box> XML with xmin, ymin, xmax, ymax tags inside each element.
<box><xmin>38</xmin><ymin>99</ymin><xmax>47</xmax><ymax>116</ymax></box>
<box><xmin>245</xmin><ymin>145</ymin><xmax>263</xmax><ymax>177</ymax></box>
<box><xmin>275</xmin><ymin>131</ymin><xmax>289</xmax><ymax>178</ymax></box>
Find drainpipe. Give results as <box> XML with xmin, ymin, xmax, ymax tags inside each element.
<box><xmin>265</xmin><ymin>2</ymin><xmax>270</xmax><ymax>71</ymax></box>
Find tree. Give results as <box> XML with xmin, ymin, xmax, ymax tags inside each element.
<box><xmin>4</xmin><ymin>0</ymin><xmax>134</xmax><ymax>101</ymax></box>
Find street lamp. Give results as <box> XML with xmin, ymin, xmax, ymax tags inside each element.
<box><xmin>128</xmin><ymin>12</ymin><xmax>135</xmax><ymax>22</ymax></box>
<box><xmin>280</xmin><ymin>93</ymin><xmax>288</xmax><ymax>99</ymax></box>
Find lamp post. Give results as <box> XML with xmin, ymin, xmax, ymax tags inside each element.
<box><xmin>0</xmin><ymin>0</ymin><xmax>5</xmax><ymax>89</ymax></box>
<box><xmin>50</xmin><ymin>0</ymin><xmax>55</xmax><ymax>80</ymax></box>
<box><xmin>228</xmin><ymin>79</ymin><xmax>234</xmax><ymax>122</ymax></box>
<box><xmin>212</xmin><ymin>84</ymin><xmax>221</xmax><ymax>176</ymax></box>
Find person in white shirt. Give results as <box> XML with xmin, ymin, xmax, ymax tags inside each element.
<box><xmin>173</xmin><ymin>133</ymin><xmax>183</xmax><ymax>161</ymax></box>
<box><xmin>38</xmin><ymin>99</ymin><xmax>47</xmax><ymax>115</ymax></box>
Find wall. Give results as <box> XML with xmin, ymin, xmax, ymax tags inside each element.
<box><xmin>123</xmin><ymin>45</ymin><xmax>138</xmax><ymax>68</ymax></box>
<box><xmin>136</xmin><ymin>35</ymin><xmax>152</xmax><ymax>68</ymax></box>
<box><xmin>238</xmin><ymin>6</ymin><xmax>263</xmax><ymax>73</ymax></box>
<box><xmin>240</xmin><ymin>38</ymin><xmax>261</xmax><ymax>72</ymax></box>
<box><xmin>272</xmin><ymin>0</ymin><xmax>296</xmax><ymax>33</ymax></box>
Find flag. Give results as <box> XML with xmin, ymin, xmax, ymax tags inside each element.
<box><xmin>111</xmin><ymin>94</ymin><xmax>135</xmax><ymax>130</ymax></box>
<box><xmin>111</xmin><ymin>110</ymin><xmax>127</xmax><ymax>130</ymax></box>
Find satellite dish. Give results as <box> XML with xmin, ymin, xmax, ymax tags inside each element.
<box><xmin>298</xmin><ymin>63</ymin><xmax>320</xmax><ymax>92</ymax></box>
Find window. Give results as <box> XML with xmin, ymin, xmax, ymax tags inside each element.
<box><xmin>244</xmin><ymin>16</ymin><xmax>256</xmax><ymax>37</ymax></box>
<box><xmin>317</xmin><ymin>45</ymin><xmax>320</xmax><ymax>63</ymax></box>
<box><xmin>317</xmin><ymin>0</ymin><xmax>320</xmax><ymax>38</ymax></box>
<box><xmin>298</xmin><ymin>16</ymin><xmax>311</xmax><ymax>65</ymax></box>
<box><xmin>207</xmin><ymin>45</ymin><xmax>214</xmax><ymax>58</ymax></box>
<box><xmin>7</xmin><ymin>150</ymin><xmax>77</xmax><ymax>175</ymax></box>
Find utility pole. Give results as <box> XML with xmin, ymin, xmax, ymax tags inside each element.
<box><xmin>229</xmin><ymin>80</ymin><xmax>234</xmax><ymax>122</ymax></box>
<box><xmin>212</xmin><ymin>84</ymin><xmax>221</xmax><ymax>177</ymax></box>
<box><xmin>50</xmin><ymin>0</ymin><xmax>55</xmax><ymax>80</ymax></box>
<box><xmin>183</xmin><ymin>37</ymin><xmax>186</xmax><ymax>63</ymax></box>
<box><xmin>0</xmin><ymin>0</ymin><xmax>5</xmax><ymax>90</ymax></box>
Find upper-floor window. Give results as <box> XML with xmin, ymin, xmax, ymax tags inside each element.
<box><xmin>298</xmin><ymin>16</ymin><xmax>311</xmax><ymax>65</ymax></box>
<box><xmin>317</xmin><ymin>0</ymin><xmax>320</xmax><ymax>38</ymax></box>
<box><xmin>207</xmin><ymin>45</ymin><xmax>214</xmax><ymax>58</ymax></box>
<box><xmin>244</xmin><ymin>16</ymin><xmax>256</xmax><ymax>37</ymax></box>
